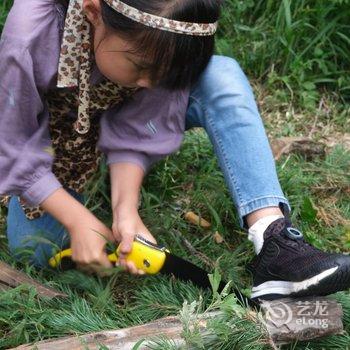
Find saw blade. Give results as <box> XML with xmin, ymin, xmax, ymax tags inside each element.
<box><xmin>160</xmin><ymin>251</ymin><xmax>259</xmax><ymax>310</ymax></box>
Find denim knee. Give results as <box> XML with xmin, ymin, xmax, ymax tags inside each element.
<box><xmin>6</xmin><ymin>196</ymin><xmax>69</xmax><ymax>268</ymax></box>
<box><xmin>206</xmin><ymin>55</ymin><xmax>242</xmax><ymax>75</ymax></box>
<box><xmin>192</xmin><ymin>55</ymin><xmax>256</xmax><ymax>111</ymax></box>
<box><xmin>200</xmin><ymin>56</ymin><xmax>246</xmax><ymax>87</ymax></box>
<box><xmin>7</xmin><ymin>225</ymin><xmax>68</xmax><ymax>268</ymax></box>
<box><xmin>7</xmin><ymin>238</ymin><xmax>54</xmax><ymax>268</ymax></box>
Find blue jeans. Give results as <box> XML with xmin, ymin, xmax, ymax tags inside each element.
<box><xmin>6</xmin><ymin>190</ymin><xmax>83</xmax><ymax>267</ymax></box>
<box><xmin>185</xmin><ymin>56</ymin><xmax>290</xmax><ymax>224</ymax></box>
<box><xmin>6</xmin><ymin>55</ymin><xmax>290</xmax><ymax>267</ymax></box>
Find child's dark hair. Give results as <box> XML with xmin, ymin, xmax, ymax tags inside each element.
<box><xmin>100</xmin><ymin>0</ymin><xmax>221</xmax><ymax>90</ymax></box>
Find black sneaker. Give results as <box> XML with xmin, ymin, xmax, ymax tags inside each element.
<box><xmin>247</xmin><ymin>218</ymin><xmax>350</xmax><ymax>302</ymax></box>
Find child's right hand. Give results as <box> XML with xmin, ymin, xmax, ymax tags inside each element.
<box><xmin>41</xmin><ymin>188</ymin><xmax>114</xmax><ymax>274</ymax></box>
<box><xmin>68</xmin><ymin>212</ymin><xmax>114</xmax><ymax>274</ymax></box>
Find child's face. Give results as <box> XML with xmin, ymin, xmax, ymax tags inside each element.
<box><xmin>84</xmin><ymin>0</ymin><xmax>153</xmax><ymax>89</ymax></box>
<box><xmin>93</xmin><ymin>27</ymin><xmax>154</xmax><ymax>88</ymax></box>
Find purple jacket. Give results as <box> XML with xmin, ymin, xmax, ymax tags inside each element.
<box><xmin>0</xmin><ymin>0</ymin><xmax>190</xmax><ymax>207</ymax></box>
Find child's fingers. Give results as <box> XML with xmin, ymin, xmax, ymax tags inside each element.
<box><xmin>74</xmin><ymin>249</ymin><xmax>112</xmax><ymax>272</ymax></box>
<box><xmin>118</xmin><ymin>234</ymin><xmax>134</xmax><ymax>255</ymax></box>
<box><xmin>118</xmin><ymin>258</ymin><xmax>137</xmax><ymax>274</ymax></box>
<box><xmin>126</xmin><ymin>260</ymin><xmax>138</xmax><ymax>274</ymax></box>
<box><xmin>118</xmin><ymin>258</ymin><xmax>145</xmax><ymax>275</ymax></box>
<box><xmin>98</xmin><ymin>253</ymin><xmax>113</xmax><ymax>269</ymax></box>
<box><xmin>128</xmin><ymin>263</ymin><xmax>146</xmax><ymax>276</ymax></box>
<box><xmin>111</xmin><ymin>222</ymin><xmax>121</xmax><ymax>242</ymax></box>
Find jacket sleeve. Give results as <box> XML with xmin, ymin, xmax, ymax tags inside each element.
<box><xmin>0</xmin><ymin>38</ymin><xmax>62</xmax><ymax>206</ymax></box>
<box><xmin>98</xmin><ymin>86</ymin><xmax>190</xmax><ymax>173</ymax></box>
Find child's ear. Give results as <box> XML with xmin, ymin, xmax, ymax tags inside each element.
<box><xmin>83</xmin><ymin>0</ymin><xmax>103</xmax><ymax>27</ymax></box>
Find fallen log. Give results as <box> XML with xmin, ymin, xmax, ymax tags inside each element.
<box><xmin>0</xmin><ymin>261</ymin><xmax>67</xmax><ymax>298</ymax></box>
<box><xmin>14</xmin><ymin>315</ymin><xmax>187</xmax><ymax>350</ymax></box>
<box><xmin>13</xmin><ymin>296</ymin><xmax>344</xmax><ymax>349</ymax></box>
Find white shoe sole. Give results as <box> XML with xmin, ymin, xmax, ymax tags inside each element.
<box><xmin>251</xmin><ymin>266</ymin><xmax>339</xmax><ymax>298</ymax></box>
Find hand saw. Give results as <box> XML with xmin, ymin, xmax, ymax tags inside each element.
<box><xmin>49</xmin><ymin>235</ymin><xmax>259</xmax><ymax>309</ymax></box>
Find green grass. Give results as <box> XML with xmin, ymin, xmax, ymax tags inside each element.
<box><xmin>0</xmin><ymin>131</ymin><xmax>349</xmax><ymax>349</ymax></box>
<box><xmin>0</xmin><ymin>1</ymin><xmax>349</xmax><ymax>349</ymax></box>
<box><xmin>0</xmin><ymin>0</ymin><xmax>11</xmax><ymax>32</ymax></box>
<box><xmin>216</xmin><ymin>0</ymin><xmax>350</xmax><ymax>110</ymax></box>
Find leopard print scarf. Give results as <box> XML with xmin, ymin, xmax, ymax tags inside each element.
<box><xmin>0</xmin><ymin>0</ymin><xmax>137</xmax><ymax>219</ymax></box>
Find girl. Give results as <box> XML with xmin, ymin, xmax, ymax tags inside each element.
<box><xmin>1</xmin><ymin>0</ymin><xmax>349</xmax><ymax>302</ymax></box>
<box><xmin>0</xmin><ymin>0</ymin><xmax>221</xmax><ymax>275</ymax></box>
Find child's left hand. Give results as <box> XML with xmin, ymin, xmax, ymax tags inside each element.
<box><xmin>112</xmin><ymin>204</ymin><xmax>156</xmax><ymax>275</ymax></box>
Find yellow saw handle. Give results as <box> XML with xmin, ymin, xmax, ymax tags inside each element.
<box><xmin>48</xmin><ymin>235</ymin><xmax>168</xmax><ymax>275</ymax></box>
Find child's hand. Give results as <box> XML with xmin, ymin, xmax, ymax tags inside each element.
<box><xmin>40</xmin><ymin>188</ymin><xmax>115</xmax><ymax>275</ymax></box>
<box><xmin>112</xmin><ymin>204</ymin><xmax>156</xmax><ymax>275</ymax></box>
<box><xmin>68</xmin><ymin>211</ymin><xmax>114</xmax><ymax>275</ymax></box>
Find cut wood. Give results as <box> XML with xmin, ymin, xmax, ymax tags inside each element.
<box><xmin>14</xmin><ymin>315</ymin><xmax>194</xmax><ymax>350</ymax></box>
<box><xmin>0</xmin><ymin>261</ymin><xmax>67</xmax><ymax>298</ymax></box>
<box><xmin>13</xmin><ymin>296</ymin><xmax>344</xmax><ymax>349</ymax></box>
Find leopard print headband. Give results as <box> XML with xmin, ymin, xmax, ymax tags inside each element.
<box><xmin>57</xmin><ymin>0</ymin><xmax>218</xmax><ymax>134</ymax></box>
<box><xmin>103</xmin><ymin>0</ymin><xmax>218</xmax><ymax>36</ymax></box>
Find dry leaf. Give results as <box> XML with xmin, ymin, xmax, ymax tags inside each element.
<box><xmin>184</xmin><ymin>211</ymin><xmax>211</xmax><ymax>228</ymax></box>
<box><xmin>213</xmin><ymin>231</ymin><xmax>224</xmax><ymax>244</ymax></box>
